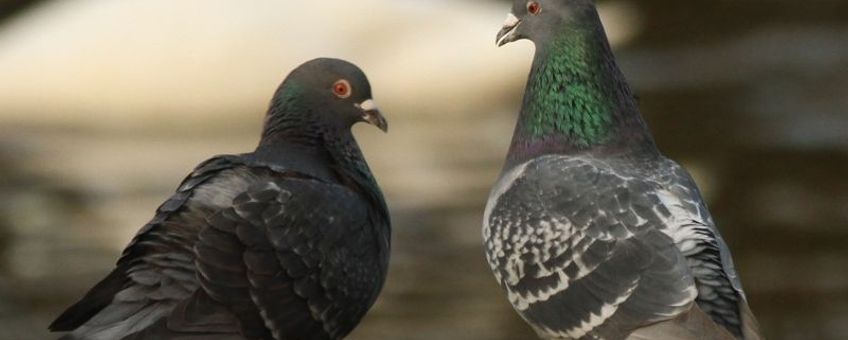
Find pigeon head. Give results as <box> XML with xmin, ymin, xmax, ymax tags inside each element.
<box><xmin>495</xmin><ymin>0</ymin><xmax>658</xmax><ymax>163</ymax></box>
<box><xmin>496</xmin><ymin>0</ymin><xmax>597</xmax><ymax>47</ymax></box>
<box><xmin>262</xmin><ymin>58</ymin><xmax>387</xmax><ymax>145</ymax></box>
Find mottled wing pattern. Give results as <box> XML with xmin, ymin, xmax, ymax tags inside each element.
<box><xmin>195</xmin><ymin>178</ymin><xmax>385</xmax><ymax>340</ymax></box>
<box><xmin>658</xmin><ymin>159</ymin><xmax>758</xmax><ymax>339</ymax></box>
<box><xmin>50</xmin><ymin>155</ymin><xmax>247</xmax><ymax>339</ymax></box>
<box><xmin>484</xmin><ymin>155</ymin><xmax>698</xmax><ymax>339</ymax></box>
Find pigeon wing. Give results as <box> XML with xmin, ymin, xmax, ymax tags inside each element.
<box><xmin>49</xmin><ymin>155</ymin><xmax>245</xmax><ymax>338</ymax></box>
<box><xmin>193</xmin><ymin>178</ymin><xmax>384</xmax><ymax>340</ymax></box>
<box><xmin>658</xmin><ymin>159</ymin><xmax>761</xmax><ymax>339</ymax></box>
<box><xmin>485</xmin><ymin>156</ymin><xmax>699</xmax><ymax>339</ymax></box>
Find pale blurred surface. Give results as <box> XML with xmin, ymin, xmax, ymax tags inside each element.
<box><xmin>0</xmin><ymin>1</ymin><xmax>846</xmax><ymax>339</ymax></box>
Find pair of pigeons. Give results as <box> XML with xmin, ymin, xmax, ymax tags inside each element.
<box><xmin>50</xmin><ymin>1</ymin><xmax>761</xmax><ymax>339</ymax></box>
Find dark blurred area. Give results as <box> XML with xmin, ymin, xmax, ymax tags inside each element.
<box><xmin>0</xmin><ymin>0</ymin><xmax>43</xmax><ymax>21</ymax></box>
<box><xmin>0</xmin><ymin>0</ymin><xmax>846</xmax><ymax>339</ymax></box>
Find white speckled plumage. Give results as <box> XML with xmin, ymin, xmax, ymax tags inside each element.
<box><xmin>484</xmin><ymin>154</ymin><xmax>756</xmax><ymax>339</ymax></box>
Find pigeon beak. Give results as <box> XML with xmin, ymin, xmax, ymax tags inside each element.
<box><xmin>356</xmin><ymin>99</ymin><xmax>388</xmax><ymax>133</ymax></box>
<box><xmin>496</xmin><ymin>13</ymin><xmax>521</xmax><ymax>47</ymax></box>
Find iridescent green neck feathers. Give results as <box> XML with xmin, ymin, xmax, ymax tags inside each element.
<box><xmin>522</xmin><ymin>32</ymin><xmax>616</xmax><ymax>146</ymax></box>
<box><xmin>508</xmin><ymin>20</ymin><xmax>655</xmax><ymax>166</ymax></box>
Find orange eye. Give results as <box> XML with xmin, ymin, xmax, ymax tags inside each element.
<box><xmin>333</xmin><ymin>79</ymin><xmax>351</xmax><ymax>98</ymax></box>
<box><xmin>527</xmin><ymin>1</ymin><xmax>541</xmax><ymax>15</ymax></box>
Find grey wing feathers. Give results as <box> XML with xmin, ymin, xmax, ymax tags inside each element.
<box><xmin>661</xmin><ymin>160</ymin><xmax>761</xmax><ymax>339</ymax></box>
<box><xmin>485</xmin><ymin>156</ymin><xmax>699</xmax><ymax>339</ymax></box>
<box><xmin>485</xmin><ymin>155</ymin><xmax>759</xmax><ymax>339</ymax></box>
<box><xmin>626</xmin><ymin>304</ymin><xmax>735</xmax><ymax>340</ymax></box>
<box><xmin>194</xmin><ymin>179</ymin><xmax>383</xmax><ymax>340</ymax></box>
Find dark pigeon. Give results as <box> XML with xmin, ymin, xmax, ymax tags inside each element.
<box><xmin>484</xmin><ymin>1</ymin><xmax>761</xmax><ymax>339</ymax></box>
<box><xmin>50</xmin><ymin>58</ymin><xmax>391</xmax><ymax>340</ymax></box>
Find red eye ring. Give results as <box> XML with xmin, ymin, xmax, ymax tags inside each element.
<box><xmin>333</xmin><ymin>79</ymin><xmax>351</xmax><ymax>98</ymax></box>
<box><xmin>527</xmin><ymin>1</ymin><xmax>541</xmax><ymax>15</ymax></box>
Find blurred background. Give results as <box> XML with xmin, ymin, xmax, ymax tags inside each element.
<box><xmin>0</xmin><ymin>0</ymin><xmax>846</xmax><ymax>339</ymax></box>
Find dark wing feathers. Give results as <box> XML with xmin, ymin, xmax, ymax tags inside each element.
<box><xmin>50</xmin><ymin>156</ymin><xmax>243</xmax><ymax>335</ymax></box>
<box><xmin>193</xmin><ymin>206</ymin><xmax>270</xmax><ymax>340</ymax></box>
<box><xmin>53</xmin><ymin>153</ymin><xmax>386</xmax><ymax>340</ymax></box>
<box><xmin>120</xmin><ymin>291</ymin><xmax>244</xmax><ymax>340</ymax></box>
<box><xmin>49</xmin><ymin>266</ymin><xmax>129</xmax><ymax>332</ymax></box>
<box><xmin>193</xmin><ymin>179</ymin><xmax>383</xmax><ymax>340</ymax></box>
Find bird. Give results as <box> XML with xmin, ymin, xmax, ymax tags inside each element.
<box><xmin>483</xmin><ymin>1</ymin><xmax>761</xmax><ymax>339</ymax></box>
<box><xmin>49</xmin><ymin>58</ymin><xmax>391</xmax><ymax>340</ymax></box>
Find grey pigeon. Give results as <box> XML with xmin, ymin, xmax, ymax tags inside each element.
<box><xmin>50</xmin><ymin>58</ymin><xmax>391</xmax><ymax>340</ymax></box>
<box><xmin>484</xmin><ymin>1</ymin><xmax>761</xmax><ymax>339</ymax></box>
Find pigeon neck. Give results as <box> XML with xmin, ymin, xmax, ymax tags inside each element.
<box><xmin>254</xmin><ymin>137</ymin><xmax>328</xmax><ymax>167</ymax></box>
<box><xmin>324</xmin><ymin>135</ymin><xmax>388</xmax><ymax>208</ymax></box>
<box><xmin>259</xmin><ymin>126</ymin><xmax>324</xmax><ymax>149</ymax></box>
<box><xmin>324</xmin><ymin>135</ymin><xmax>391</xmax><ymax>255</ymax></box>
<box><xmin>259</xmin><ymin>82</ymin><xmax>327</xmax><ymax>148</ymax></box>
<box><xmin>257</xmin><ymin>128</ymin><xmax>369</xmax><ymax>183</ymax></box>
<box><xmin>506</xmin><ymin>11</ymin><xmax>655</xmax><ymax>167</ymax></box>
